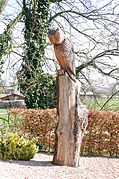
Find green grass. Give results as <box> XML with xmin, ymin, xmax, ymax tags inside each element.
<box><xmin>0</xmin><ymin>108</ymin><xmax>23</xmax><ymax>132</ymax></box>
<box><xmin>0</xmin><ymin>94</ymin><xmax>6</xmax><ymax>98</ymax></box>
<box><xmin>0</xmin><ymin>108</ymin><xmax>9</xmax><ymax>113</ymax></box>
<box><xmin>82</xmin><ymin>97</ymin><xmax>119</xmax><ymax>111</ymax></box>
<box><xmin>0</xmin><ymin>109</ymin><xmax>10</xmax><ymax>125</ymax></box>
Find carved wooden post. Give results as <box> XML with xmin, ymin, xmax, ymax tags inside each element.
<box><xmin>53</xmin><ymin>72</ymin><xmax>88</xmax><ymax>167</ymax></box>
<box><xmin>48</xmin><ymin>28</ymin><xmax>88</xmax><ymax>167</ymax></box>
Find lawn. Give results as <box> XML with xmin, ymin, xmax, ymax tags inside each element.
<box><xmin>0</xmin><ymin>108</ymin><xmax>9</xmax><ymax>113</ymax></box>
<box><xmin>0</xmin><ymin>108</ymin><xmax>10</xmax><ymax>125</ymax></box>
<box><xmin>82</xmin><ymin>97</ymin><xmax>119</xmax><ymax>111</ymax></box>
<box><xmin>0</xmin><ymin>94</ymin><xmax>6</xmax><ymax>98</ymax></box>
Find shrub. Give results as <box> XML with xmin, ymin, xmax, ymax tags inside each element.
<box><xmin>0</xmin><ymin>132</ymin><xmax>38</xmax><ymax>160</ymax></box>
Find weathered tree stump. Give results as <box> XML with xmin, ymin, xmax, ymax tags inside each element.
<box><xmin>53</xmin><ymin>71</ymin><xmax>88</xmax><ymax>167</ymax></box>
<box><xmin>48</xmin><ymin>28</ymin><xmax>88</xmax><ymax>167</ymax></box>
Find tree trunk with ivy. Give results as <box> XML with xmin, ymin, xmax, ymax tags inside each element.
<box><xmin>18</xmin><ymin>0</ymin><xmax>57</xmax><ymax>109</ymax></box>
<box><xmin>0</xmin><ymin>0</ymin><xmax>8</xmax><ymax>14</ymax></box>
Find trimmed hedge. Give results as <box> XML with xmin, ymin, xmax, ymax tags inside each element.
<box><xmin>9</xmin><ymin>108</ymin><xmax>119</xmax><ymax>156</ymax></box>
<box><xmin>9</xmin><ymin>108</ymin><xmax>57</xmax><ymax>151</ymax></box>
<box><xmin>81</xmin><ymin>110</ymin><xmax>119</xmax><ymax>156</ymax></box>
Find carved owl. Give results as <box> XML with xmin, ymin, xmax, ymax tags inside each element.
<box><xmin>48</xmin><ymin>28</ymin><xmax>76</xmax><ymax>81</ymax></box>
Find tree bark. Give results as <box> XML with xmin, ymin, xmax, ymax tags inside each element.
<box><xmin>53</xmin><ymin>70</ymin><xmax>88</xmax><ymax>167</ymax></box>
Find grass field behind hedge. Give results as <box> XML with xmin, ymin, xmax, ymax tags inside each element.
<box><xmin>82</xmin><ymin>97</ymin><xmax>119</xmax><ymax>111</ymax></box>
<box><xmin>0</xmin><ymin>109</ymin><xmax>10</xmax><ymax>124</ymax></box>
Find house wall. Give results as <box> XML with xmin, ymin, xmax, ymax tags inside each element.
<box><xmin>0</xmin><ymin>100</ymin><xmax>25</xmax><ymax>109</ymax></box>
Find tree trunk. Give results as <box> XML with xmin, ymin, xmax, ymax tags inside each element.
<box><xmin>53</xmin><ymin>70</ymin><xmax>88</xmax><ymax>167</ymax></box>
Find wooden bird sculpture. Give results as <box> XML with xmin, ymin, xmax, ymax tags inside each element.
<box><xmin>48</xmin><ymin>28</ymin><xmax>76</xmax><ymax>82</ymax></box>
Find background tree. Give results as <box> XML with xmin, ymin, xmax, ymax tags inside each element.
<box><xmin>0</xmin><ymin>0</ymin><xmax>22</xmax><ymax>80</ymax></box>
<box><xmin>17</xmin><ymin>0</ymin><xmax>57</xmax><ymax>109</ymax></box>
<box><xmin>47</xmin><ymin>0</ymin><xmax>119</xmax><ymax>109</ymax></box>
<box><xmin>0</xmin><ymin>0</ymin><xmax>7</xmax><ymax>14</ymax></box>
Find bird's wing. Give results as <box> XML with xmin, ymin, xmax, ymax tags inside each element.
<box><xmin>54</xmin><ymin>38</ymin><xmax>75</xmax><ymax>76</ymax></box>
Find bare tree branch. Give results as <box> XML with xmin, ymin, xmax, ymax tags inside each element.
<box><xmin>76</xmin><ymin>49</ymin><xmax>119</xmax><ymax>73</ymax></box>
<box><xmin>100</xmin><ymin>89</ymin><xmax>119</xmax><ymax>110</ymax></box>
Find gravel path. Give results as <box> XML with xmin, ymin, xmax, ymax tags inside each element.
<box><xmin>0</xmin><ymin>154</ymin><xmax>119</xmax><ymax>179</ymax></box>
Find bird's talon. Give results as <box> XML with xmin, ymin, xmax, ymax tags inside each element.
<box><xmin>57</xmin><ymin>69</ymin><xmax>65</xmax><ymax>76</ymax></box>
